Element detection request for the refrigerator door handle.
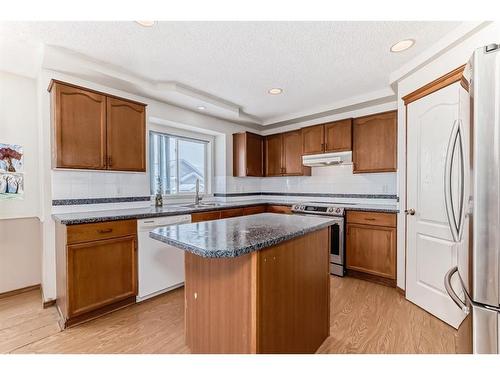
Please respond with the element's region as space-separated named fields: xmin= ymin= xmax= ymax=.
xmin=444 ymin=266 xmax=470 ymax=314
xmin=444 ymin=120 xmax=460 ymax=242
xmin=456 ymin=119 xmax=467 ymax=241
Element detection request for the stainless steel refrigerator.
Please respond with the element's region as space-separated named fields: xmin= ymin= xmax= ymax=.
xmin=444 ymin=43 xmax=500 ymax=354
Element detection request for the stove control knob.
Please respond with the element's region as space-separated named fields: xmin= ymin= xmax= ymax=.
xmin=327 ymin=207 xmax=334 ymax=213
xmin=335 ymin=208 xmax=341 ymax=214
xmin=301 ymin=205 xmax=305 ymax=210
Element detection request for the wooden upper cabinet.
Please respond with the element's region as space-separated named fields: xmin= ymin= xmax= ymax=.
xmin=282 ymin=130 xmax=309 ymax=176
xmin=233 ymin=132 xmax=264 ymax=177
xmin=49 ymin=80 xmax=147 ymax=172
xmin=352 ymin=111 xmax=397 ymax=173
xmin=302 ymin=125 xmax=324 ymax=155
xmin=265 ymin=133 xmax=283 ymax=177
xmin=106 ymin=97 xmax=146 ymax=171
xmin=51 ymin=82 xmax=107 ymax=169
xmin=264 ymin=131 xmax=310 ymax=177
xmin=324 ymin=119 xmax=352 ymax=152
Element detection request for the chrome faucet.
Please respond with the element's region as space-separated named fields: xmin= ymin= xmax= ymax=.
xmin=195 ymin=178 xmax=202 ymax=205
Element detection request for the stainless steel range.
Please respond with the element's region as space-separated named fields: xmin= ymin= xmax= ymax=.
xmin=291 ymin=202 xmax=345 ymax=277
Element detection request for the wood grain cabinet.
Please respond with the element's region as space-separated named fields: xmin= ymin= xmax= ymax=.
xmin=352 ymin=111 xmax=397 ymax=173
xmin=346 ymin=211 xmax=396 ymax=286
xmin=302 ymin=119 xmax=352 ymax=155
xmin=49 ymin=80 xmax=146 ymax=172
xmin=55 ymin=219 xmax=138 ymax=328
xmin=264 ymin=131 xmax=311 ymax=177
xmin=233 ymin=132 xmax=264 ymax=177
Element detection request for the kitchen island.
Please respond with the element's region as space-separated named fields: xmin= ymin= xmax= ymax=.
xmin=150 ymin=213 xmax=334 ymax=354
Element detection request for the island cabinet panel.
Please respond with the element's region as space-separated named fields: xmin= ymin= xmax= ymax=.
xmin=49 ymin=80 xmax=146 ymax=172
xmin=346 ymin=211 xmax=397 ymax=285
xmin=51 ymin=82 xmax=107 ymax=169
xmin=257 ymin=228 xmax=330 ymax=353
xmin=55 ymin=220 xmax=138 ymax=328
xmin=302 ymin=124 xmax=324 ymax=155
xmin=233 ymin=132 xmax=264 ymax=177
xmin=184 ymin=228 xmax=330 ymax=354
xmin=185 ymin=252 xmax=256 ymax=353
xmin=324 ymin=119 xmax=352 ymax=152
xmin=352 ymin=111 xmax=397 ymax=173
xmin=106 ymin=97 xmax=146 ymax=171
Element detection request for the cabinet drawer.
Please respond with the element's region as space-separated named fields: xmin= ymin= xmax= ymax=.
xmin=191 ymin=211 xmax=221 ymax=223
xmin=267 ymin=205 xmax=292 ymax=214
xmin=220 ymin=208 xmax=244 ymax=219
xmin=67 ymin=219 xmax=137 ymax=244
xmin=242 ymin=205 xmax=267 ymax=216
xmin=346 ymin=211 xmax=396 ymax=227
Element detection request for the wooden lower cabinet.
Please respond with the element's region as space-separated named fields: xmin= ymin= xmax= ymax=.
xmin=185 ymin=228 xmax=330 ymax=353
xmin=191 ymin=204 xmax=291 ymax=222
xmin=56 ymin=220 xmax=138 ymax=328
xmin=346 ymin=211 xmax=396 ymax=286
xmin=266 ymin=205 xmax=292 ymax=214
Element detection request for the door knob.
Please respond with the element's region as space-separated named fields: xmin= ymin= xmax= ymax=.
xmin=405 ymin=208 xmax=416 ymax=216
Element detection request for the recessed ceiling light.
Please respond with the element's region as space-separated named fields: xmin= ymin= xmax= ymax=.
xmin=135 ymin=21 xmax=156 ymax=27
xmin=197 ymin=106 xmax=206 ymax=110
xmin=390 ymin=39 xmax=415 ymax=53
xmin=268 ymin=88 xmax=283 ymax=95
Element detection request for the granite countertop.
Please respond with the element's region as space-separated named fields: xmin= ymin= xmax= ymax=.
xmin=149 ymin=212 xmax=336 ymax=258
xmin=52 ymin=199 xmax=399 ymax=225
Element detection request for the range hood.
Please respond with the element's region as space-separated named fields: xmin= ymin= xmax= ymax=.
xmin=302 ymin=151 xmax=352 ymax=167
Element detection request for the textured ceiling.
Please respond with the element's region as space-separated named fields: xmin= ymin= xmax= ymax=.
xmin=1 ymin=21 xmax=461 ymax=124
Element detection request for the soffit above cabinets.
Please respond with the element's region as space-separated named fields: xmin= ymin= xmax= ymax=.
xmin=1 ymin=21 xmax=465 ymax=127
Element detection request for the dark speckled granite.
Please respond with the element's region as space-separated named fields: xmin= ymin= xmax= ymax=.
xmin=149 ymin=213 xmax=336 ymax=258
xmin=52 ymin=199 xmax=399 ymax=225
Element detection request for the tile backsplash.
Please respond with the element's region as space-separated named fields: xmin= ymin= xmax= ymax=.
xmin=52 ymin=164 xmax=397 ymax=201
xmin=226 ymin=164 xmax=397 ymax=196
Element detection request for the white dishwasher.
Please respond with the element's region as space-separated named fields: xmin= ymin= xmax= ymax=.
xmin=137 ymin=215 xmax=191 ymax=302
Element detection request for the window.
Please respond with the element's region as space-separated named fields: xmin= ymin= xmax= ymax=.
xmin=150 ymin=131 xmax=209 ymax=195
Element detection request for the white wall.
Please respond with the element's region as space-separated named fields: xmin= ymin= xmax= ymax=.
xmin=0 ymin=218 xmax=41 ymax=293
xmin=0 ymin=71 xmax=40 ymax=219
xmin=0 ymin=71 xmax=42 ymax=293
xmin=395 ymin=22 xmax=500 ymax=290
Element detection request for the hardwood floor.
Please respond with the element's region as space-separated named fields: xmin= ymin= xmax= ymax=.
xmin=1 ymin=277 xmax=459 ymax=354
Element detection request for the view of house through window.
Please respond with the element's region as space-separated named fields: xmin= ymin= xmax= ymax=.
xmin=150 ymin=131 xmax=208 ymax=195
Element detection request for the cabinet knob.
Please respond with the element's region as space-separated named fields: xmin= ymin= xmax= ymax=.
xmin=108 ymin=156 xmax=113 ymax=167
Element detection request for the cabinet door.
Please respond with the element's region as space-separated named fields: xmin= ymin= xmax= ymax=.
xmin=282 ymin=130 xmax=304 ymax=175
xmin=265 ymin=134 xmax=283 ymax=176
xmin=325 ymin=119 xmax=352 ymax=152
xmin=52 ymin=83 xmax=107 ymax=169
xmin=67 ymin=235 xmax=137 ymax=318
xmin=346 ymin=223 xmax=396 ymax=279
xmin=246 ymin=132 xmax=264 ymax=177
xmin=352 ymin=111 xmax=397 ymax=173
xmin=302 ymin=125 xmax=324 ymax=155
xmin=106 ymin=97 xmax=146 ymax=171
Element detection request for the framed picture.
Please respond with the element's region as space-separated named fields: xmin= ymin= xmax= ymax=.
xmin=0 ymin=143 xmax=24 ymax=200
